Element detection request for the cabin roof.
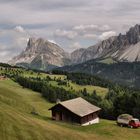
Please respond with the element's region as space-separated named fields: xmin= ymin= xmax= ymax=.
xmin=49 ymin=97 xmax=101 ymax=117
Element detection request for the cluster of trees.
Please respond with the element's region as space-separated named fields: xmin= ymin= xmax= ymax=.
xmin=14 ymin=76 xmax=77 ymax=103
xmin=100 ymin=89 xmax=140 ymax=119
xmin=57 ymin=80 xmax=67 ymax=86
xmin=0 ymin=63 xmax=12 ymax=68
xmin=15 ymin=76 xmax=43 ymax=92
xmin=51 ymin=69 xmax=68 ymax=75
xmin=42 ymin=85 xmax=77 ymax=103
xmin=0 ymin=62 xmax=23 ymax=69
xmin=66 ymin=72 xmax=112 ymax=88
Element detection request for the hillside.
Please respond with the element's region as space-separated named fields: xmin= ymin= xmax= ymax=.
xmin=0 ymin=66 xmax=108 ymax=97
xmin=57 ymin=61 xmax=140 ymax=89
xmin=1 ymin=79 xmax=140 ymax=140
xmin=1 ymin=64 xmax=140 ymax=118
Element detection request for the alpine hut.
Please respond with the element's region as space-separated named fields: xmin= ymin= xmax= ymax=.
xmin=49 ymin=97 xmax=101 ymax=126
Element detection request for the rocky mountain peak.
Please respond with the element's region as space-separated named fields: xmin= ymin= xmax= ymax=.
xmin=26 ymin=37 xmax=45 ymax=51
xmin=25 ymin=37 xmax=66 ymax=55
xmin=126 ymin=24 xmax=140 ymax=44
xmin=9 ymin=37 xmax=71 ymax=70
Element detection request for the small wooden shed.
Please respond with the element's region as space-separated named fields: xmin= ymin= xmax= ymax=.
xmin=49 ymin=97 xmax=101 ymax=126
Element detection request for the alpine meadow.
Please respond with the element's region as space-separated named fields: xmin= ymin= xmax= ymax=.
xmin=0 ymin=0 xmax=140 ymax=140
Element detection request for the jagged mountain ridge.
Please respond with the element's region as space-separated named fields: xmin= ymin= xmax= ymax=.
xmin=71 ymin=24 xmax=140 ymax=64
xmin=9 ymin=38 xmax=70 ymax=70
xmin=9 ymin=24 xmax=140 ymax=70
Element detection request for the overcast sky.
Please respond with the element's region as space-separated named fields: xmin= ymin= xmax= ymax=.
xmin=0 ymin=0 xmax=140 ymax=62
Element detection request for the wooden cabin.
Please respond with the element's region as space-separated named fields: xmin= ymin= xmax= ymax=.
xmin=49 ymin=97 xmax=101 ymax=126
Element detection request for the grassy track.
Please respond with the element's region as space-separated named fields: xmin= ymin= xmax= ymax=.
xmin=0 ymin=80 xmax=140 ymax=140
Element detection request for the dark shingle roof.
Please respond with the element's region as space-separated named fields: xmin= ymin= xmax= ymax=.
xmin=49 ymin=97 xmax=101 ymax=117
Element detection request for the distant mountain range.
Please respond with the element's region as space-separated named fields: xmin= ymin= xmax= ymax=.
xmin=9 ymin=24 xmax=140 ymax=71
xmin=71 ymin=24 xmax=140 ymax=64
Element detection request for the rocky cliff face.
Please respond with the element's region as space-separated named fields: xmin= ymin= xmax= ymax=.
xmin=9 ymin=38 xmax=70 ymax=70
xmin=71 ymin=24 xmax=140 ymax=63
xmin=71 ymin=48 xmax=86 ymax=64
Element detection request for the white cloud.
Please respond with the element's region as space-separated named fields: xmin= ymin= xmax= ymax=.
xmin=74 ymin=24 xmax=98 ymax=30
xmin=83 ymin=34 xmax=98 ymax=39
xmin=0 ymin=27 xmax=30 ymax=62
xmin=66 ymin=42 xmax=83 ymax=52
xmin=100 ymin=25 xmax=111 ymax=31
xmin=0 ymin=50 xmax=11 ymax=62
xmin=14 ymin=26 xmax=25 ymax=33
xmin=99 ymin=31 xmax=117 ymax=40
xmin=73 ymin=24 xmax=111 ymax=33
xmin=72 ymin=42 xmax=82 ymax=49
xmin=14 ymin=37 xmax=28 ymax=47
xmin=54 ymin=29 xmax=77 ymax=39
xmin=73 ymin=24 xmax=98 ymax=31
xmin=0 ymin=44 xmax=15 ymax=62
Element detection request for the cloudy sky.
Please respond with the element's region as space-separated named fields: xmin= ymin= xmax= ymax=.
xmin=0 ymin=0 xmax=140 ymax=62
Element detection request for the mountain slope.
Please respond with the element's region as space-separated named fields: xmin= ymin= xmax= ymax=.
xmin=9 ymin=38 xmax=70 ymax=70
xmin=117 ymin=42 xmax=140 ymax=62
xmin=57 ymin=60 xmax=140 ymax=89
xmin=0 ymin=80 xmax=95 ymax=140
xmin=71 ymin=24 xmax=140 ymax=63
xmin=71 ymin=48 xmax=86 ymax=64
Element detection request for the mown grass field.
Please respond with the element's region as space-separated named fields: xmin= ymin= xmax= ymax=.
xmin=0 ymin=79 xmax=140 ymax=140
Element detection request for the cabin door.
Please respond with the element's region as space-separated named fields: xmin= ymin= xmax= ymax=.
xmin=59 ymin=112 xmax=62 ymax=121
xmin=56 ymin=112 xmax=62 ymax=121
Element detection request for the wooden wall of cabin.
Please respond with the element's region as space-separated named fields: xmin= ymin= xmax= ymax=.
xmin=51 ymin=104 xmax=81 ymax=124
xmin=80 ymin=112 xmax=98 ymax=124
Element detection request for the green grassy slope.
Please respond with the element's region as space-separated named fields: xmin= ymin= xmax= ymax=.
xmin=27 ymin=72 xmax=108 ymax=97
xmin=49 ymin=80 xmax=108 ymax=97
xmin=0 ymin=67 xmax=108 ymax=97
xmin=0 ymin=79 xmax=140 ymax=140
xmin=24 ymin=70 xmax=108 ymax=97
xmin=97 ymin=57 xmax=117 ymax=64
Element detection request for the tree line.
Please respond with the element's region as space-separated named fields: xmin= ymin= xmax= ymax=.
xmin=14 ymin=76 xmax=78 ymax=103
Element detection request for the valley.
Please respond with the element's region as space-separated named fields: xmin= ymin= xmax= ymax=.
xmin=0 ymin=1 xmax=140 ymax=140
